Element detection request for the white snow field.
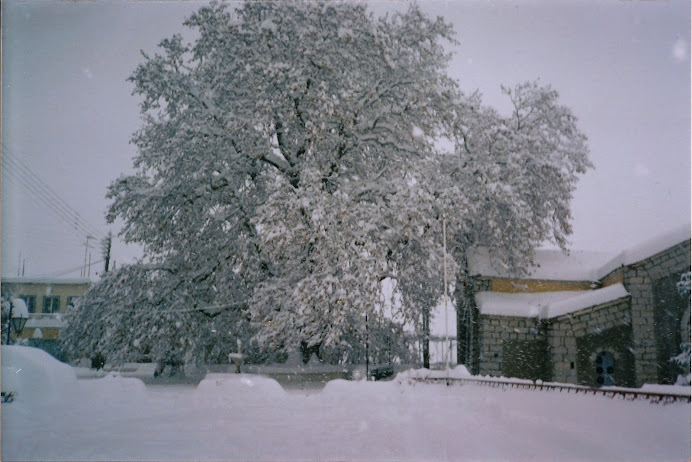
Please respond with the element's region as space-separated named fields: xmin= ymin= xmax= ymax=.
xmin=2 ymin=346 xmax=690 ymax=461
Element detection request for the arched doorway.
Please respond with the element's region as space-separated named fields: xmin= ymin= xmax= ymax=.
xmin=596 ymin=351 xmax=615 ymax=386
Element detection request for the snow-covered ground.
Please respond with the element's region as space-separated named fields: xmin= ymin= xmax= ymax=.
xmin=2 ymin=346 xmax=690 ymax=461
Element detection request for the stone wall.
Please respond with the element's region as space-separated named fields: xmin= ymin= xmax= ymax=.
xmin=464 ymin=239 xmax=690 ymax=386
xmin=621 ymin=239 xmax=690 ymax=385
xmin=478 ymin=315 xmax=549 ymax=380
xmin=550 ymin=297 xmax=632 ymax=386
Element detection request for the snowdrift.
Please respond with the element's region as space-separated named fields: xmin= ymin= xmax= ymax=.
xmin=1 ymin=345 xmax=78 ymax=404
xmin=194 ymin=373 xmax=286 ymax=406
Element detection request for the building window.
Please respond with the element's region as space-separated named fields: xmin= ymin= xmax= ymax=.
xmin=66 ymin=296 xmax=79 ymax=308
xmin=595 ymin=351 xmax=615 ymax=387
xmin=19 ymin=295 xmax=36 ymax=313
xmin=42 ymin=296 xmax=60 ymax=314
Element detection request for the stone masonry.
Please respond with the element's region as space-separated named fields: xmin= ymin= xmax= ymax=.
xmin=550 ymin=297 xmax=631 ymax=386
xmin=618 ymin=240 xmax=690 ymax=385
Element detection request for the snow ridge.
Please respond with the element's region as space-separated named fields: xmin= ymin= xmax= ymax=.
xmin=476 ymin=283 xmax=630 ymax=319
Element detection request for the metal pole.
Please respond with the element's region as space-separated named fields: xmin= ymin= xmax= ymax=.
xmin=443 ymin=216 xmax=449 ymax=372
xmin=365 ymin=313 xmax=369 ymax=380
xmin=6 ymin=301 xmax=13 ymax=345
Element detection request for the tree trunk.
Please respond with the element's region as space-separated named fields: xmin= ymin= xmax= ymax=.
xmin=422 ymin=306 xmax=430 ymax=368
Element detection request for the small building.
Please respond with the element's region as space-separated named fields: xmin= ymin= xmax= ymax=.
xmin=457 ymin=225 xmax=691 ymax=387
xmin=1 ymin=277 xmax=91 ymax=358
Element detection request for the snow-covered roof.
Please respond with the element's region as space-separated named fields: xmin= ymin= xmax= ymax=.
xmin=468 ymin=248 xmax=615 ymax=282
xmin=475 ymin=283 xmax=630 ymax=319
xmin=595 ymin=224 xmax=691 ymax=279
xmin=468 ymin=224 xmax=691 ymax=282
xmin=1 ymin=277 xmax=91 ymax=285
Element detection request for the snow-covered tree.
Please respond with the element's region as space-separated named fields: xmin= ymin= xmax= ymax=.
xmin=62 ymin=1 xmax=591 ymax=367
xmin=451 ymin=83 xmax=592 ymax=368
xmin=61 ymin=263 xmax=265 ymax=367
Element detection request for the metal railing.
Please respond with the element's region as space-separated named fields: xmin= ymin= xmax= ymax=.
xmin=411 ymin=376 xmax=691 ymax=404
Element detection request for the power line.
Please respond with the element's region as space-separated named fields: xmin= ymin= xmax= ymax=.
xmin=2 ymin=145 xmax=105 ymax=240
xmin=2 ymin=144 xmax=105 ymax=237
xmin=1 ymin=170 xmax=89 ymax=247
xmin=1 ymin=168 xmax=93 ymax=247
xmin=2 ymin=158 xmax=103 ymax=240
xmin=25 ymin=258 xmax=106 ymax=280
xmin=2 ymin=149 xmax=105 ymax=240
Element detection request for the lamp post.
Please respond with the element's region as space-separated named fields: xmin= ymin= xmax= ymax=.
xmin=5 ymin=298 xmax=29 ymax=345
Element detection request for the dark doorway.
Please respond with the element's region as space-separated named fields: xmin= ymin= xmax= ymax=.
xmin=596 ymin=351 xmax=615 ymax=387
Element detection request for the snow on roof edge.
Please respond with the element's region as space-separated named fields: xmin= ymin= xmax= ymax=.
xmin=468 ymin=224 xmax=690 ymax=283
xmin=593 ymin=223 xmax=691 ymax=280
xmin=546 ymin=283 xmax=629 ymax=319
xmin=1 ymin=277 xmax=92 ymax=285
xmin=476 ymin=283 xmax=630 ymax=319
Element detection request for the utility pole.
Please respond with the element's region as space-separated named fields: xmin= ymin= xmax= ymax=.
xmin=443 ymin=215 xmax=450 ymax=372
xmin=82 ymin=235 xmax=93 ymax=278
xmin=101 ymin=232 xmax=112 ymax=273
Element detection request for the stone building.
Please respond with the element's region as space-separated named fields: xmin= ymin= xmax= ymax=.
xmin=457 ymin=225 xmax=691 ymax=387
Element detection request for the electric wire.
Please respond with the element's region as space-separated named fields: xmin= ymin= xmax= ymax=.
xmin=2 ymin=159 xmax=104 ymax=242
xmin=19 ymin=258 xmax=107 ymax=281
xmin=1 ymin=171 xmax=88 ymax=248
xmin=2 ymin=144 xmax=104 ymax=238
xmin=2 ymin=146 xmax=105 ymax=240
xmin=2 ymin=152 xmax=105 ymax=241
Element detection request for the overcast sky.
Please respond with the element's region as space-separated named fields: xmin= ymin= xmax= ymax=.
xmin=2 ymin=0 xmax=690 ymax=279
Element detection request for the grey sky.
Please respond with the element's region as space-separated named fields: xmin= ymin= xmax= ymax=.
xmin=2 ymin=0 xmax=690 ymax=279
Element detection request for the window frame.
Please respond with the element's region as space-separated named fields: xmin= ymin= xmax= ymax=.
xmin=42 ymin=296 xmax=60 ymax=314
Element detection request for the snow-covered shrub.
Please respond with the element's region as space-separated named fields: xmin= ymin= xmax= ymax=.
xmin=673 ymin=271 xmax=691 ymax=385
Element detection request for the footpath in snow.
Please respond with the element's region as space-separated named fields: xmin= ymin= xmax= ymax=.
xmin=2 ymin=346 xmax=690 ymax=461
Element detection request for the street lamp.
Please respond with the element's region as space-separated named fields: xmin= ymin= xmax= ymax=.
xmin=5 ymin=298 xmax=29 ymax=345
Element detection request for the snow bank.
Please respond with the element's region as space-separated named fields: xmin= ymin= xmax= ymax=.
xmin=475 ymin=284 xmax=629 ymax=318
xmin=395 ymin=365 xmax=471 ymax=382
xmin=1 ymin=345 xmax=78 ymax=404
xmin=640 ymin=383 xmax=692 ymax=396
xmin=2 ymin=368 xmax=689 ymax=461
xmin=193 ymin=373 xmax=286 ymax=406
xmin=78 ymin=372 xmax=148 ymax=402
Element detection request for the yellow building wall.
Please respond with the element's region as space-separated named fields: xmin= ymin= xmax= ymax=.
xmin=490 ymin=278 xmax=594 ymax=293
xmin=3 ymin=281 xmax=90 ymax=314
xmin=22 ymin=327 xmax=61 ymax=340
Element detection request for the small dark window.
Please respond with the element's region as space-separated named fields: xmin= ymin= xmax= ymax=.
xmin=42 ymin=296 xmax=60 ymax=314
xmin=19 ymin=295 xmax=36 ymax=313
xmin=494 ymin=353 xmax=498 ymax=358
xmin=66 ymin=296 xmax=79 ymax=308
xmin=570 ymin=362 xmax=575 ymax=370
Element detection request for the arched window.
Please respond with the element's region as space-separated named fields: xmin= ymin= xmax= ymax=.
xmin=595 ymin=351 xmax=615 ymax=386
